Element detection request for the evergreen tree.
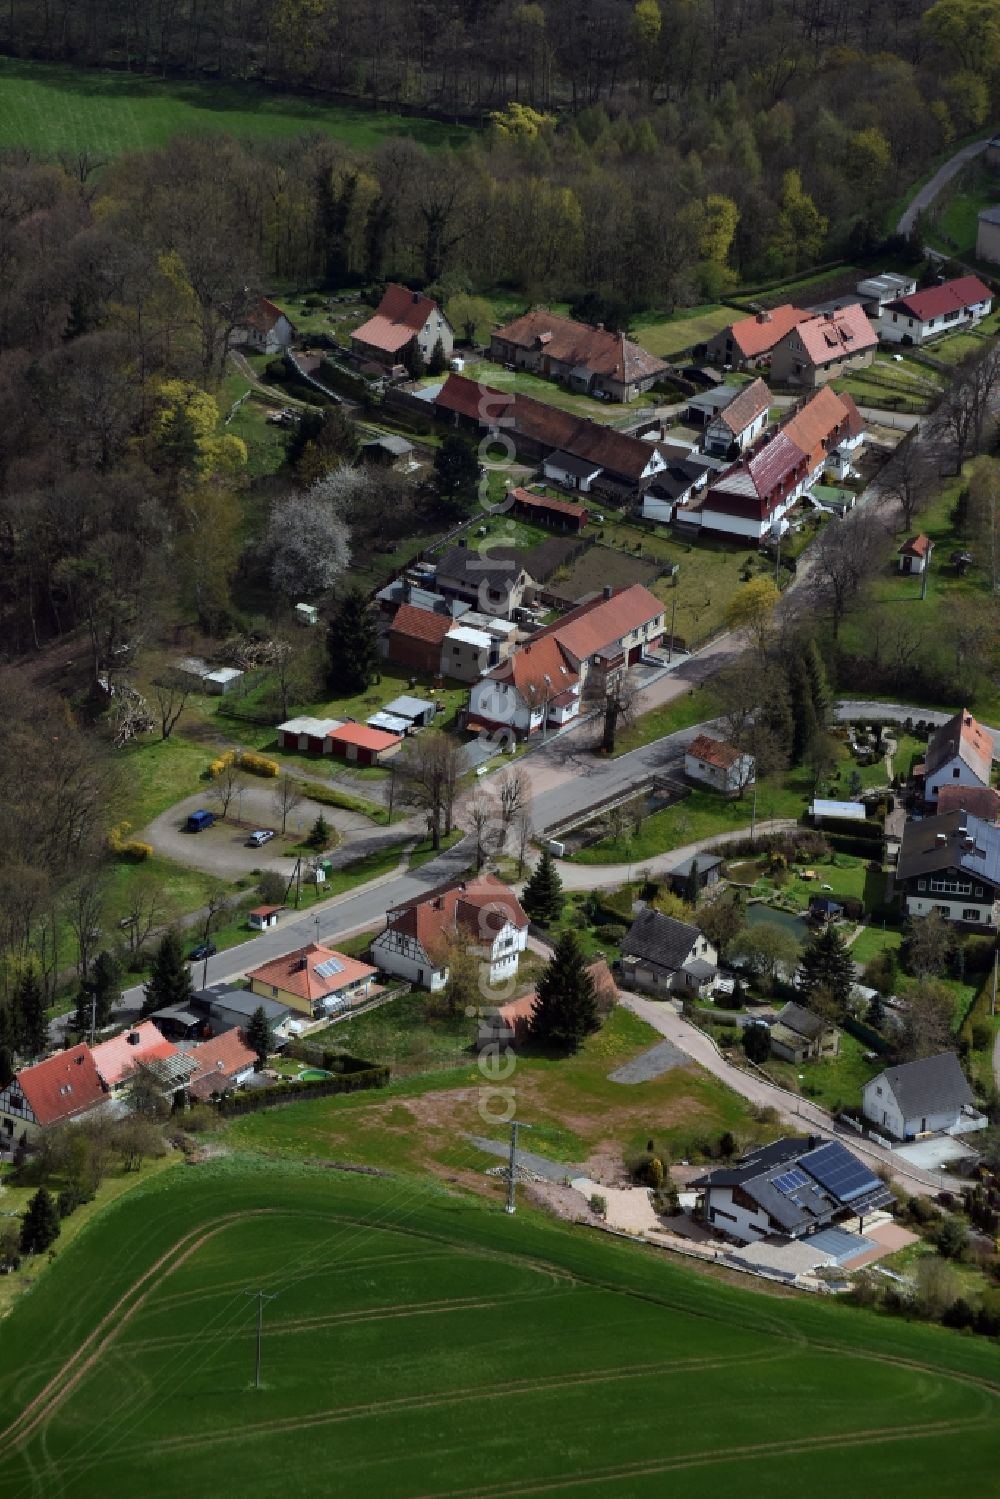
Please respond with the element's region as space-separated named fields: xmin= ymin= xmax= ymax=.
xmin=20 ymin=1186 xmax=61 ymax=1255
xmin=521 ymin=849 xmax=564 ymax=926
xmin=788 ymin=655 xmax=817 ymax=763
xmin=403 ymin=335 xmax=425 ymax=379
xmin=742 ymin=1023 xmax=771 ymax=1063
xmin=433 ymin=434 xmax=480 ymax=515
xmin=14 ymin=968 xmax=46 ymax=1059
xmin=327 ymin=587 xmax=379 ymax=696
xmin=0 ymin=1045 xmax=13 ymax=1089
xmin=530 ymin=930 xmax=599 ymax=1053
xmin=428 ymin=336 xmax=448 ymax=375
xmin=142 ymin=931 xmax=193 ymax=1017
xmin=803 ymin=639 xmax=831 ymax=723
xmin=307 ymin=814 xmax=332 ymax=850
xmin=684 ymin=859 xmax=700 ymax=908
xmin=799 ymin=925 xmax=855 ymax=1009
xmin=246 ymin=1007 xmax=272 ymax=1072
xmin=90 ymin=950 xmax=121 ymax=1028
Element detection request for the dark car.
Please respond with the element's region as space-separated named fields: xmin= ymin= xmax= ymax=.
xmin=188 ymin=943 xmax=217 ymax=962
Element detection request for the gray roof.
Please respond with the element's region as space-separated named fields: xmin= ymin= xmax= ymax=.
xmin=979 ymin=206 xmax=1000 ymax=227
xmin=149 ymin=1004 xmax=203 ymax=1029
xmin=436 ymin=544 xmax=531 ymax=590
xmin=896 ymin=809 xmax=1000 ymax=888
xmin=376 ymin=579 xmax=451 ymax=615
xmin=546 ymin=449 xmax=603 ymax=478
xmin=872 ymin=1051 xmax=973 ymax=1119
xmin=682 ymin=957 xmax=718 ymax=981
xmin=383 ymin=694 xmax=435 ymax=719
xmin=194 ymin=985 xmax=290 ymax=1024
xmin=622 ymin=907 xmax=703 ymax=972
xmin=364 ymin=433 xmax=414 ymax=456
xmin=692 ymin=1135 xmax=892 ymax=1237
xmin=775 ymin=1003 xmax=826 ymax=1042
xmin=669 ymin=853 xmax=723 ymax=879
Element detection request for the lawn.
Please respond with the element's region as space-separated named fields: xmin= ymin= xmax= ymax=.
xmin=631 ymin=303 xmax=735 ymax=358
xmin=0 ymin=58 xmax=470 ymax=156
xmin=421 ymin=359 xmax=638 ymax=419
xmin=0 ymin=1156 xmax=997 ymax=1499
xmin=570 ymin=773 xmax=811 ymax=865
xmin=928 ymin=156 xmax=1000 ymax=260
xmin=763 ymin=1031 xmax=881 ymax=1114
xmin=614 ymin=681 xmax=722 ymax=755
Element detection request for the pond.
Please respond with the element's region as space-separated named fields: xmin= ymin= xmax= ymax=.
xmin=744 ymin=902 xmax=810 ymax=942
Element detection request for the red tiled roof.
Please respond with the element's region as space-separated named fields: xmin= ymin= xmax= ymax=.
xmin=888 ymin=276 xmax=992 ymax=324
xmin=389 ymin=603 xmax=453 ymax=646
xmin=91 ymin=1022 xmax=179 ymax=1089
xmin=787 ymin=304 xmax=878 ymax=368
xmin=327 ymin=722 xmax=402 ymax=752
xmin=16 ymin=1044 xmax=106 ymax=1127
xmin=351 ymin=284 xmax=445 ymax=355
xmin=687 ymin=733 xmax=743 ymax=770
xmin=492 ymin=310 xmax=666 ymax=383
xmin=186 ymin=1029 xmax=258 ymax=1099
xmin=714 ymin=377 xmax=771 ymax=435
xmin=386 ymin=873 xmax=528 ymax=954
xmin=247 ymin=942 xmax=377 ymax=1002
xmin=511 ymin=487 xmax=588 ymax=523
xmin=898 ymin=534 xmax=932 ymax=558
xmin=486 ymin=633 xmax=578 ymax=704
xmin=779 ymin=386 xmax=863 ymax=473
xmin=513 ymin=957 xmax=617 ymax=1030
xmin=708 ymin=431 xmax=808 ymax=519
xmin=249 ymin=905 xmax=283 ymax=917
xmin=925 ymin=709 xmax=994 ymax=785
xmin=934 ymin=785 xmax=1000 ymax=821
xmin=726 ymin=305 xmax=810 ymax=360
xmin=533 ymin=583 xmax=664 ymax=663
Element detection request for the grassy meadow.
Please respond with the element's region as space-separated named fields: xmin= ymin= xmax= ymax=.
xmin=0 ymin=1156 xmax=996 ymax=1498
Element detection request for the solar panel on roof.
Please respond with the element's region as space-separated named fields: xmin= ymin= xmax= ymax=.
xmin=800 ymin=1141 xmax=880 ymax=1204
xmin=774 ymin=1167 xmax=810 ymax=1195
xmin=314 ymin=956 xmax=344 ymax=979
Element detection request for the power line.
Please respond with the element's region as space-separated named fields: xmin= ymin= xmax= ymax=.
xmin=244 ymin=1290 xmax=278 ymax=1389
xmin=505 ymin=1120 xmax=532 ymax=1215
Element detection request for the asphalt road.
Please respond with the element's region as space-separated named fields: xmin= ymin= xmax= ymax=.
xmin=897 ymin=137 xmax=990 ymax=238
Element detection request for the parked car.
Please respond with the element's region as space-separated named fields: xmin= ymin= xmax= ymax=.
xmin=188 ymin=943 xmax=217 ymax=962
xmin=186 ymin=809 xmax=215 ymax=833
xmin=247 ymin=829 xmax=275 ymax=847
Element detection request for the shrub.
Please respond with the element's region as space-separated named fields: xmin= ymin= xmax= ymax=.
xmin=597 ymin=923 xmax=627 ymax=944
xmin=107 ymin=820 xmax=152 ymax=861
xmin=216 ymin=1066 xmax=389 ymax=1114
xmin=241 ymin=751 xmax=279 ymax=778
xmin=56 ymin=1182 xmax=93 ymax=1219
xmin=972 ymin=1021 xmax=993 ymax=1052
xmin=589 ymin=1193 xmax=607 ymax=1218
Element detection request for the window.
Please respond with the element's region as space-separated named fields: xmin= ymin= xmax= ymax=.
xmin=929 ymin=875 xmax=971 ymax=894
xmin=953 ymin=767 xmax=960 ymax=778
xmin=271 ymin=986 xmax=278 ymax=997
xmin=963 ymin=909 xmax=979 ymax=921
xmin=918 ymin=878 xmax=927 ymax=891
xmin=976 ymin=886 xmax=984 ymax=897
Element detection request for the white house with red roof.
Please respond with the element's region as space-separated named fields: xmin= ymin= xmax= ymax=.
xmin=351 ymin=284 xmax=453 ymax=370
xmin=373 ymin=874 xmax=529 ymax=991
xmin=229 ymin=296 xmax=296 ymax=355
xmin=0 ymin=1044 xmax=107 ymax=1147
xmin=922 ymin=709 xmax=995 ymax=805
xmin=878 ymin=276 xmax=992 ymax=345
xmin=246 ymin=941 xmax=378 ymax=1019
xmin=684 ymin=734 xmax=755 ymax=795
xmin=466 ymin=584 xmax=664 ymax=738
xmin=698 ymin=431 xmax=810 ymax=543
xmin=770 ymin=304 xmax=878 ymax=388
xmin=898 ymin=534 xmax=933 ymax=575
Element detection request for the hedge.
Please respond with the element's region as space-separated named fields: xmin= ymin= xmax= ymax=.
xmin=842 ymin=1016 xmax=890 ymax=1054
xmin=217 ymin=1066 xmax=390 ymax=1115
xmin=208 ymin=749 xmax=279 ymax=779
xmin=815 ymin=815 xmax=883 ymax=842
xmin=107 ymin=820 xmax=152 ymax=861
xmin=824 ymin=833 xmax=884 ymax=859
xmin=284 ymin=1041 xmax=377 ymax=1073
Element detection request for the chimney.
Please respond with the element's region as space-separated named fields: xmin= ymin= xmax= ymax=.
xmin=596 ymin=322 xmax=604 ymax=331
xmin=935 ymin=832 xmax=947 ymax=844
xmin=756 ymin=310 xmax=771 ymax=324
xmin=127 ymin=1031 xmax=140 ymax=1046
xmin=412 ymin=291 xmax=420 ymax=303
xmin=603 ymin=584 xmax=613 ymax=600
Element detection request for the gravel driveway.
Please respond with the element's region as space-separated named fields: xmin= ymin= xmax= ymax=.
xmin=608 ymin=1039 xmax=690 ymax=1084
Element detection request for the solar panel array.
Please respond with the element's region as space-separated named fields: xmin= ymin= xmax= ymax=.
xmin=773 ymin=1167 xmax=810 ymax=1195
xmin=800 ymin=1141 xmax=880 ymax=1204
xmin=314 ymin=956 xmax=344 ymax=979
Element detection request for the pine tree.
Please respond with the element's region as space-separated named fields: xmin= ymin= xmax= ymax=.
xmin=403 ymin=335 xmax=425 ymax=379
xmin=20 ymin=1186 xmax=61 ymax=1255
xmin=90 ymin=951 xmax=121 ymax=1028
xmin=799 ymin=925 xmax=855 ymax=1009
xmin=803 ymin=639 xmax=831 ymax=723
xmin=246 ymin=1007 xmax=272 ymax=1072
xmin=327 ymin=588 xmax=379 ymax=696
xmin=142 ymin=931 xmax=193 ymax=1017
xmin=530 ymin=930 xmax=599 ymax=1053
xmin=788 ymin=655 xmax=817 ymax=764
xmin=0 ymin=1045 xmax=13 ymax=1089
xmin=433 ymin=434 xmax=480 ymax=515
xmin=307 ymin=814 xmax=332 ymax=850
xmin=684 ymin=859 xmax=700 ymax=908
xmin=428 ymin=335 xmax=448 ymax=375
xmin=521 ymin=849 xmax=564 ymax=926
xmin=14 ymin=968 xmax=46 ymax=1059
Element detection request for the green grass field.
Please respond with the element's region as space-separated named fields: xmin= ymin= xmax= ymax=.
xmin=0 ymin=1156 xmax=997 ymax=1498
xmin=0 ymin=58 xmax=469 ymax=156
xmin=632 ymin=303 xmax=735 ymax=357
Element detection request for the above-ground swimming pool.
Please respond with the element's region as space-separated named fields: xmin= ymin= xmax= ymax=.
xmin=299 ymin=1068 xmax=333 ymax=1081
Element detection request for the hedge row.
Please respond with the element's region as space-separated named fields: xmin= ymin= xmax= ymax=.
xmin=217 ymin=1067 xmax=390 ymax=1115
xmin=208 ymin=749 xmax=279 ymax=779
xmin=107 ymin=819 xmax=153 ymax=861
xmin=815 ymin=815 xmax=883 ymax=842
xmin=824 ymin=833 xmax=884 ymax=859
xmin=284 ymin=1040 xmax=377 ymax=1073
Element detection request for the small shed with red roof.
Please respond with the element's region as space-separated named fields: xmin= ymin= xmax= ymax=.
xmin=511 ymin=487 xmax=589 ymax=533
xmin=248 ymin=905 xmax=282 ymax=931
xmin=326 ymin=721 xmax=403 ymax=766
xmin=898 ymin=534 xmax=933 ymax=575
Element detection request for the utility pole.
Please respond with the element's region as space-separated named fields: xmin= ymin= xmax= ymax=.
xmin=505 ymin=1120 xmax=532 ymax=1214
xmin=89 ymin=991 xmax=96 ymax=1047
xmin=920 ymin=542 xmax=932 ymax=601
xmin=750 ymin=774 xmax=758 ymax=847
xmin=245 ymin=1290 xmax=278 ymax=1390
xmin=667 ymin=588 xmax=678 ymax=665
xmin=992 ymin=946 xmax=997 ymax=1018
xmin=774 ymin=528 xmax=782 ymax=585
xmin=387 ymin=763 xmax=396 ymax=826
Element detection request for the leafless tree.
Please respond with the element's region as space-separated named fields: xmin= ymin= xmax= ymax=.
xmin=466 ymin=793 xmax=501 ymax=872
xmin=120 ymin=871 xmax=164 ymax=957
xmin=198 ymin=881 xmax=233 ymax=947
xmin=935 ymin=343 xmax=1000 ymax=472
xmin=514 ymin=810 xmax=534 ymax=878
xmin=108 ymin=686 xmax=155 ymax=747
xmin=882 ymin=436 xmax=932 ymax=533
xmin=65 ymin=870 xmax=108 ymax=980
xmin=395 ymin=732 xmax=464 ymax=849
xmin=151 ymin=670 xmax=194 ymax=741
xmin=272 ymin=774 xmax=304 ymax=835
xmin=208 ymin=758 xmax=246 ymax=819
xmin=811 ymin=507 xmax=885 ymax=637
xmin=898 ymin=978 xmax=953 ymax=1061
xmin=495 ymin=768 xmax=529 ymax=847
xmin=591 ymin=671 xmax=640 ymax=754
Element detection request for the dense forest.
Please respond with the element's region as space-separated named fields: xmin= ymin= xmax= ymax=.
xmin=2 ymin=0 xmax=1000 ymax=295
